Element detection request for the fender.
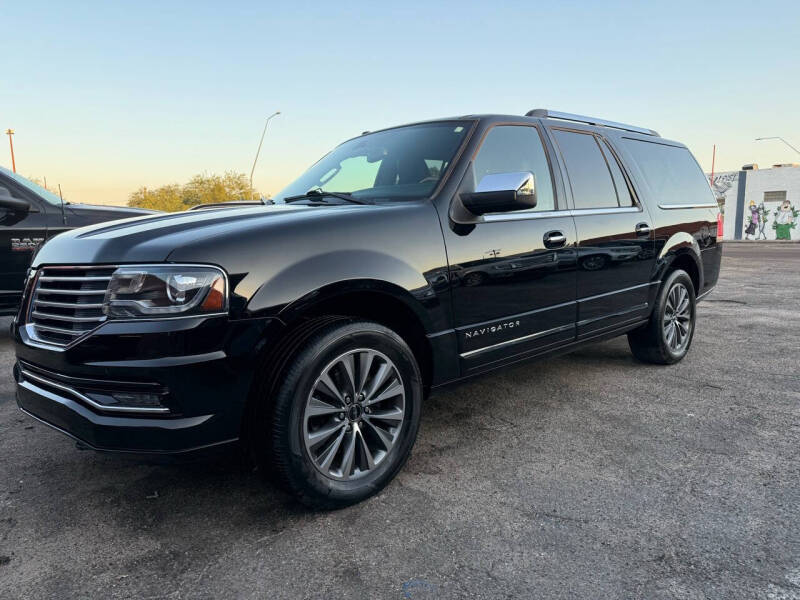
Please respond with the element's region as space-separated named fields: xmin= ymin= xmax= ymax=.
xmin=654 ymin=231 xmax=704 ymax=291
xmin=277 ymin=277 xmax=438 ymax=333
xmin=243 ymin=249 xmax=446 ymax=333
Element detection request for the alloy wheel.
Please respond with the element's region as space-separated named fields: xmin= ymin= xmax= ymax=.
xmin=663 ymin=282 xmax=692 ymax=353
xmin=302 ymin=349 xmax=406 ymax=481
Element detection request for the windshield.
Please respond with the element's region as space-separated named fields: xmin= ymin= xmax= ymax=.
xmin=274 ymin=121 xmax=473 ymax=203
xmin=0 ymin=166 xmax=65 ymax=206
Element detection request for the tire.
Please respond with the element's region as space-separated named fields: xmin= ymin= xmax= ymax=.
xmin=580 ymin=254 xmax=607 ymax=271
xmin=265 ymin=319 xmax=423 ymax=509
xmin=628 ymin=269 xmax=696 ymax=365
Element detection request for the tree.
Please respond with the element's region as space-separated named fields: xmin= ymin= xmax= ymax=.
xmin=127 ymin=171 xmax=260 ymax=212
xmin=128 ymin=184 xmax=185 ymax=212
xmin=181 ymin=172 xmax=254 ymax=207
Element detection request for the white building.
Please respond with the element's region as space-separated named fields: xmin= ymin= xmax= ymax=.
xmin=709 ymin=164 xmax=800 ymax=240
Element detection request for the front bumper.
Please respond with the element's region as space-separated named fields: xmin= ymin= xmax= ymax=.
xmin=13 ymin=315 xmax=281 ymax=453
xmin=16 ymin=371 xmax=230 ymax=454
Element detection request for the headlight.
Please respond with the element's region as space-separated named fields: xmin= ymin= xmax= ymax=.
xmin=103 ymin=265 xmax=227 ymax=318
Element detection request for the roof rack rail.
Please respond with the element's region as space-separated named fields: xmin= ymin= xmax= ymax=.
xmin=525 ymin=109 xmax=659 ymax=137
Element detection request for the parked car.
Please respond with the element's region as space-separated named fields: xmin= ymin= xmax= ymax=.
xmin=0 ymin=166 xmax=157 ymax=315
xmin=13 ymin=110 xmax=722 ymax=508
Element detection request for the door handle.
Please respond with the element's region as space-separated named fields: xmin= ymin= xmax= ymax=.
xmin=544 ymin=230 xmax=567 ymax=248
xmin=635 ymin=223 xmax=651 ymax=237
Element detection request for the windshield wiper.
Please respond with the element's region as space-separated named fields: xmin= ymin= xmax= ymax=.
xmin=284 ymin=189 xmax=371 ymax=205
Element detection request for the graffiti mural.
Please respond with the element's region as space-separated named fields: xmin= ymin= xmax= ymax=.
xmin=744 ymin=201 xmax=758 ymax=239
xmin=773 ymin=200 xmax=798 ymax=240
xmin=757 ymin=203 xmax=769 ymax=239
xmin=708 ymin=169 xmax=799 ymax=240
xmin=709 ymin=172 xmax=739 ymax=239
xmin=744 ymin=201 xmax=770 ymax=240
xmin=710 ymin=172 xmax=739 ymax=212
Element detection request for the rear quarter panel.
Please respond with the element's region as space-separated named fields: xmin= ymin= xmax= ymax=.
xmin=606 ymin=131 xmax=722 ymax=297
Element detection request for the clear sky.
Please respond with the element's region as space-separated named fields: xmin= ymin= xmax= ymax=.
xmin=1 ymin=0 xmax=798 ymax=205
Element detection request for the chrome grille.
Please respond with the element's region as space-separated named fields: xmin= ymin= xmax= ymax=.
xmin=27 ymin=266 xmax=116 ymax=347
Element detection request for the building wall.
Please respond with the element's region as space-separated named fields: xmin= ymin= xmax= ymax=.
xmin=710 ymin=171 xmax=740 ymax=239
xmin=709 ymin=166 xmax=800 ymax=240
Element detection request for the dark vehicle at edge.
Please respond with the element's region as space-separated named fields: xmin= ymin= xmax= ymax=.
xmin=0 ymin=166 xmax=157 ymax=315
xmin=12 ymin=109 xmax=722 ymax=508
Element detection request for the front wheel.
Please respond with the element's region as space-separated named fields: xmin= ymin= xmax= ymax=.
xmin=628 ymin=269 xmax=696 ymax=365
xmin=265 ymin=320 xmax=422 ymax=509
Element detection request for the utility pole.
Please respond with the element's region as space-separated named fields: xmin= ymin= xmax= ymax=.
xmin=710 ymin=144 xmax=716 ymax=186
xmin=5 ymin=129 xmax=16 ymax=172
xmin=250 ymin=111 xmax=280 ymax=199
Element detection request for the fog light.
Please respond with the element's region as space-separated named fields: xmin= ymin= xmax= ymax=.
xmin=83 ymin=391 xmax=167 ymax=411
xmin=110 ymin=392 xmax=164 ymax=408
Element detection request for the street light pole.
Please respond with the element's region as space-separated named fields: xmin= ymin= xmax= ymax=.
xmin=249 ymin=111 xmax=280 ymax=199
xmin=755 ymin=136 xmax=800 ymax=157
xmin=5 ymin=129 xmax=16 ymax=172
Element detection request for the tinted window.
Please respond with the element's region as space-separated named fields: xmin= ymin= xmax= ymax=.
xmin=600 ymin=139 xmax=634 ymax=206
xmin=552 ymin=129 xmax=620 ymax=209
xmin=622 ymin=139 xmax=715 ymax=206
xmin=0 ymin=166 xmax=62 ymax=206
xmin=317 ymin=156 xmax=381 ymax=193
xmin=274 ymin=122 xmax=471 ymax=203
xmin=472 ymin=126 xmax=555 ymax=211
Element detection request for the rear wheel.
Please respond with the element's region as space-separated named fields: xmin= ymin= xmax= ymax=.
xmin=264 ymin=320 xmax=422 ymax=509
xmin=628 ymin=269 xmax=696 ymax=365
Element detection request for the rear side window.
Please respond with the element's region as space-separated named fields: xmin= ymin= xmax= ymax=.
xmin=621 ymin=139 xmax=715 ymax=207
xmin=600 ymin=139 xmax=634 ymax=207
xmin=552 ymin=129 xmax=627 ymax=209
xmin=472 ymin=125 xmax=556 ymax=212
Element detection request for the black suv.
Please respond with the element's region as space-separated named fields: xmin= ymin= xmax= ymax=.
xmin=0 ymin=166 xmax=155 ymax=315
xmin=13 ymin=110 xmax=722 ymax=508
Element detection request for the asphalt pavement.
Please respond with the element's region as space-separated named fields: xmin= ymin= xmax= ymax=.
xmin=1 ymin=243 xmax=798 ymax=599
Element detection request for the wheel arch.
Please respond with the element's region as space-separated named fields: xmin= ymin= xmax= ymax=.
xmin=277 ymin=279 xmax=435 ymax=392
xmin=240 ymin=280 xmax=437 ymax=464
xmin=656 ymin=232 xmax=703 ymax=295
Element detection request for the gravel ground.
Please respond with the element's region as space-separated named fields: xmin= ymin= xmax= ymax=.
xmin=0 ymin=243 xmax=798 ymax=599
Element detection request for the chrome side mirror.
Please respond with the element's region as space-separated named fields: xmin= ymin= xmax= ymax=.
xmin=460 ymin=172 xmax=536 ymax=215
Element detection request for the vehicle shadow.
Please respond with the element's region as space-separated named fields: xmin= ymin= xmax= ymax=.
xmin=13 ymin=337 xmax=635 ymax=529
xmin=0 ymin=316 xmax=13 ymax=341
xmin=0 ymin=318 xmax=17 ymax=398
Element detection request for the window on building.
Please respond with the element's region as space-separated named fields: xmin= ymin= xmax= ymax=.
xmin=764 ymin=190 xmax=787 ymax=203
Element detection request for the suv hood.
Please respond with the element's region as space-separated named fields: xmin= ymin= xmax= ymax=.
xmin=32 ymin=204 xmax=362 ymax=266
xmin=65 ymin=203 xmax=160 ymax=226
